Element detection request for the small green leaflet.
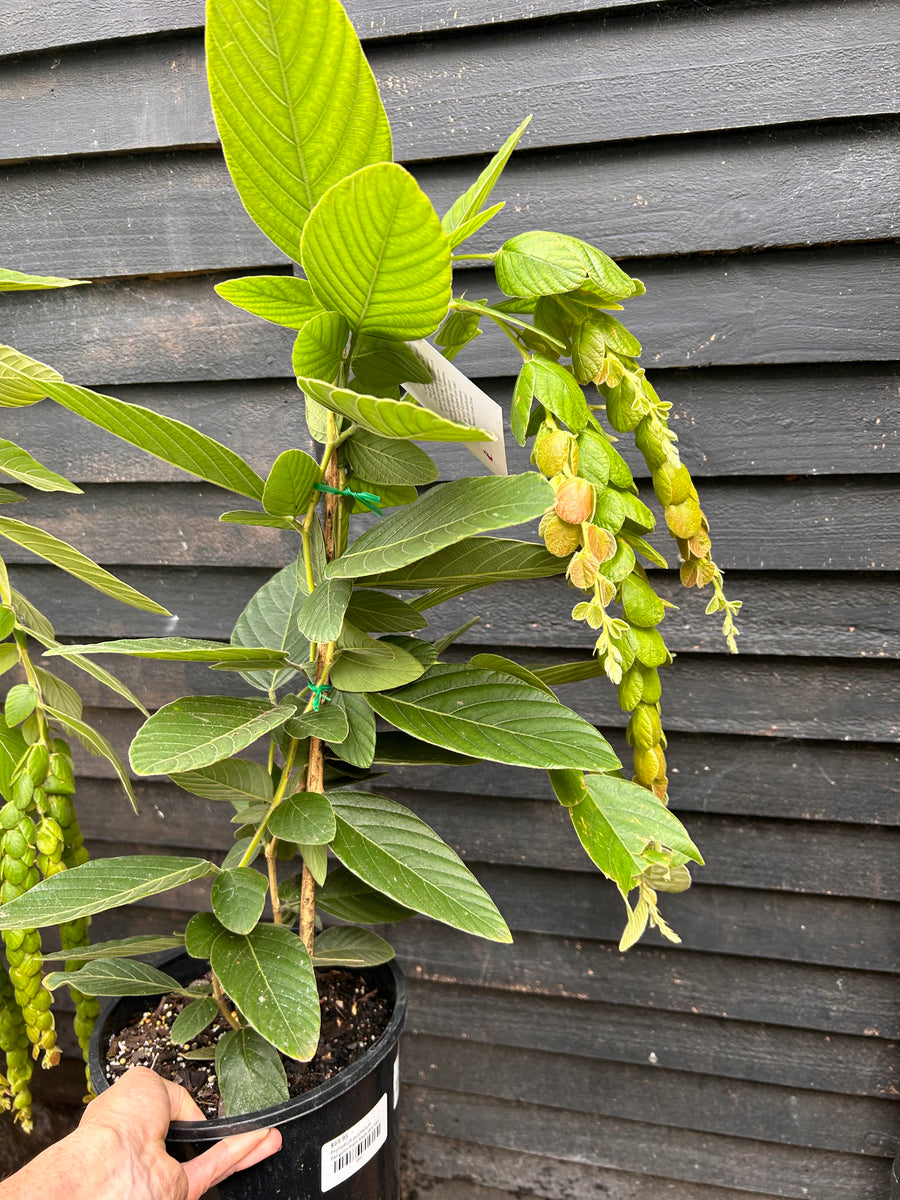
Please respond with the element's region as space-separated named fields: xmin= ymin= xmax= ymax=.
xmin=326 ymin=475 xmax=554 ymax=580
xmin=0 ymin=439 xmax=80 ymax=493
xmin=330 ymin=624 xmax=426 ymax=692
xmin=442 ymin=116 xmax=532 ymax=237
xmin=267 ymin=792 xmax=336 ymax=845
xmin=129 ymin=697 xmax=295 ymax=776
xmin=291 ymin=311 xmax=350 ymax=382
xmin=0 ymin=856 xmax=218 ymax=930
xmin=211 ymin=867 xmax=269 ymax=935
xmin=330 ymin=692 xmax=376 ymax=768
xmin=43 ymin=958 xmax=185 ymax=997
xmin=5 ymin=683 xmax=36 ymax=726
xmin=262 ymin=449 xmax=321 ymax=518
xmin=296 ymin=577 xmax=352 ymax=643
xmin=170 ymin=758 xmax=274 ymax=804
xmin=214 ymin=276 xmax=323 ymax=329
xmin=216 ymin=1028 xmax=290 ymax=1118
xmin=0 ymin=718 xmax=29 ymax=801
xmin=344 ymin=428 xmax=438 ymax=487
xmin=0 ymin=346 xmax=62 ymax=408
xmin=297 ymin=377 xmax=490 ymax=443
xmin=312 ymin=925 xmax=394 ymax=967
xmin=495 ymin=231 xmax=641 ymax=301
xmin=345 ymin=591 xmax=427 ymax=634
xmin=330 ymin=791 xmax=510 ymax=942
xmin=284 ymin=699 xmax=349 ymax=743
xmin=0 ymin=516 xmax=170 ymax=615
xmin=511 ymin=355 xmax=592 ymax=445
xmin=170 ymin=997 xmax=219 ymax=1044
xmin=185 ymin=912 xmax=226 ymax=960
xmin=0 ymin=268 xmax=87 ymax=291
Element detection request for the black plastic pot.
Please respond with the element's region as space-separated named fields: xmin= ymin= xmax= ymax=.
xmin=88 ymin=951 xmax=407 ymax=1200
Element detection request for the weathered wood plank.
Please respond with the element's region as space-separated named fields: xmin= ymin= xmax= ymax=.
xmin=401 ymin=1086 xmax=893 ymax=1200
xmin=4 ymin=247 xmax=896 ymax=384
xmin=2 ymin=4 xmax=895 ymax=163
xmin=2 ymin=0 xmax=671 ymax=57
xmin=3 ymin=363 xmax=898 ymax=480
xmin=403 ymin=1035 xmax=899 ymax=1155
xmin=8 ymin=561 xmax=900 ymax=661
xmin=393 ymin=925 xmax=900 ymax=1038
xmin=402 ymin=1133 xmax=788 ymax=1200
xmin=6 ymin=121 xmax=898 ymax=277
xmin=3 ymin=475 xmax=899 ymax=573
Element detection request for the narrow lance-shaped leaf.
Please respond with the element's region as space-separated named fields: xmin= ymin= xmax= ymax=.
xmin=41 ymin=704 xmax=137 ymax=811
xmin=170 ymin=759 xmax=274 ymax=805
xmin=0 ymin=268 xmax=87 ymax=291
xmin=43 ymin=958 xmax=186 ymax=997
xmin=0 ymin=515 xmax=170 ymax=615
xmin=44 ymin=638 xmax=289 ymax=666
xmin=297 ymin=377 xmax=490 ymax=443
xmin=42 ymin=934 xmax=186 ymax=962
xmin=130 ymin=697 xmax=295 ymax=776
xmin=206 ymin=0 xmax=392 ymax=260
xmin=0 ymin=438 xmax=81 ymax=492
xmin=0 ymin=856 xmax=218 ymax=930
xmin=364 ymin=536 xmax=566 ymax=594
xmin=326 ymin=474 xmax=554 ymax=580
xmin=442 ymin=116 xmax=532 ymax=236
xmin=232 ymin=558 xmax=310 ymax=692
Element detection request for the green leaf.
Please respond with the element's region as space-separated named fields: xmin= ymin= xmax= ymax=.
xmin=380 ymin=635 xmax=436 ymax=670
xmin=326 ymin=475 xmax=554 ymax=580
xmin=214 ymin=276 xmax=323 ymax=329
xmin=495 ymin=231 xmax=640 ymax=301
xmin=170 ymin=758 xmax=274 ymax=804
xmin=211 ymin=867 xmax=269 ymax=935
xmin=330 ymin=791 xmax=510 ymax=941
xmin=268 ymin=791 xmax=336 ymax=845
xmin=0 ymin=348 xmax=264 ymax=498
xmin=303 ymin=163 xmax=450 ymax=340
xmin=261 ymin=449 xmax=321 ymax=519
xmin=185 ymin=912 xmax=226 ymax=960
xmin=622 ymin=533 xmax=668 ymax=569
xmin=216 ymin=1027 xmax=290 ymax=1117
xmin=45 ymin=637 xmax=288 ymax=666
xmin=345 ymin=591 xmax=426 ymax=634
xmin=297 ymin=376 xmax=490 ymax=442
xmin=0 ymin=268 xmax=88 ymax=291
xmin=0 ymin=643 xmax=17 ymax=676
xmin=0 ymin=490 xmax=23 ymax=505
xmin=512 ymin=356 xmax=591 ymax=446
xmin=33 ymin=668 xmax=82 ymax=720
xmin=283 ymin=698 xmax=349 ymax=743
xmin=317 ymin=865 xmax=414 ymax=924
xmin=41 ymin=704 xmax=137 ymax=810
xmin=442 ymin=116 xmax=532 ymax=236
xmin=170 ymin=997 xmax=219 ymax=1044
xmin=0 ymin=856 xmax=217 ymax=930
xmin=468 ymin=653 xmax=556 ymax=697
xmin=0 ymin=515 xmax=170 ymax=615
xmin=571 ymin=774 xmax=703 ymax=895
xmin=367 ymin=664 xmax=620 ymax=772
xmin=434 ymin=307 xmax=482 ymax=360
xmin=32 ymin=629 xmax=148 ymax=714
xmin=372 ymin=732 xmax=480 ymax=766
xmin=346 ymin=479 xmax=415 ymax=513
xmin=219 ymin=509 xmax=296 ymax=529
xmin=0 ymin=346 xmax=62 ymax=409
xmin=578 ymin=428 xmax=634 ymax=492
xmin=5 ymin=683 xmax=36 ymax=726
xmin=296 ymin=577 xmax=352 ymax=643
xmin=42 ymin=934 xmax=186 ymax=962
xmin=329 ymin=692 xmax=376 ymax=768
xmin=531 ymin=659 xmax=608 ymax=686
xmin=232 ymin=558 xmax=310 ymax=691
xmin=363 ymin=536 xmax=566 ymax=592
xmin=445 ymin=202 xmax=505 ymax=252
xmin=0 ymin=438 xmax=80 ymax=493
xmin=344 ymin=429 xmax=438 ymax=487
xmin=43 ymin=958 xmax=184 ymax=997
xmin=129 ymin=697 xmax=294 ymax=776
xmin=206 ymin=0 xmax=392 ymax=260
xmin=291 ymin=311 xmax=349 ymax=382
xmin=8 ymin=588 xmax=54 ymax=641
xmin=331 ymin=624 xmax=426 ymax=692
xmin=350 ymin=335 xmax=433 ymax=395
xmin=0 ymin=717 xmax=29 ymax=801
xmin=209 ymin=923 xmax=320 ymax=1060
xmin=312 ymin=925 xmax=394 ymax=967
xmin=299 ymin=843 xmax=329 ymax=886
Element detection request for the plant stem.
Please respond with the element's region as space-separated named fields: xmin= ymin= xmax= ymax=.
xmin=211 ymin=971 xmax=241 ymax=1031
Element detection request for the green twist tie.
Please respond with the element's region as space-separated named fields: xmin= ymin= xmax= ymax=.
xmin=304 ymin=682 xmax=333 ymax=712
xmin=313 ymin=482 xmax=382 ymax=515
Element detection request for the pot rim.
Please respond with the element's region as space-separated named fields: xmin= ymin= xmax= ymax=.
xmin=88 ymin=950 xmax=407 ymax=1137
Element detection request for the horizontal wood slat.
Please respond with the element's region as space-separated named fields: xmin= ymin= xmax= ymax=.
xmin=400 ymin=1086 xmax=893 ymax=1200
xmin=2 ymin=4 xmax=895 ymax=163
xmin=5 ymin=120 xmax=898 ymax=277
xmin=4 ymin=362 xmax=898 ymax=480
xmin=4 ymin=246 xmax=897 ymax=386
xmin=403 ymin=1034 xmax=899 ymax=1156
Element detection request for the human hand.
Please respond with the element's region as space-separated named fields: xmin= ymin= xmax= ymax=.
xmin=0 ymin=1066 xmax=281 ymax=1200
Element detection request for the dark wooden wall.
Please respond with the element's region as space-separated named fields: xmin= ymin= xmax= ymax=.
xmin=2 ymin=1 xmax=899 ymax=1195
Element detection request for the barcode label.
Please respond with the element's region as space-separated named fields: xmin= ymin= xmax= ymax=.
xmin=321 ymin=1093 xmax=388 ymax=1192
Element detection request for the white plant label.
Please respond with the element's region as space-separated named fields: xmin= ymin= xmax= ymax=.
xmin=405 ymin=339 xmax=508 ymax=475
xmin=393 ymin=1051 xmax=400 ymax=1109
xmin=320 ymin=1092 xmax=388 ymax=1192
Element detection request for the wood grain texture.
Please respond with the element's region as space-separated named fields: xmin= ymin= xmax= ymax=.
xmin=403 ymin=1035 xmax=899 ymax=1155
xmin=401 ymin=1086 xmax=893 ymax=1200
xmin=2 ymin=3 xmax=895 ymax=163
xmin=5 ymin=120 xmax=898 ymax=277
xmin=3 ymin=245 xmax=896 ymax=385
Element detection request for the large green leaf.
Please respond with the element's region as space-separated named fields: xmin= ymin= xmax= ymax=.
xmin=206 ymin=0 xmax=392 ymax=260
xmin=441 ymin=116 xmax=531 ymax=237
xmin=570 ymin=774 xmax=704 ymax=895
xmin=0 ymin=856 xmax=217 ymax=930
xmin=268 ymin=791 xmax=336 ymax=845
xmin=169 ymin=758 xmax=274 ymax=805
xmin=0 ymin=268 xmax=87 ymax=291
xmin=41 ymin=705 xmax=137 ymax=810
xmin=211 ymin=867 xmax=269 ymax=934
xmin=297 ymin=377 xmax=490 ymax=442
xmin=330 ymin=791 xmax=510 ymax=941
xmin=495 ymin=231 xmax=640 ymax=301
xmin=262 ymin=448 xmax=321 ymax=518
xmin=316 ymin=865 xmax=414 ymax=924
xmin=209 ymin=923 xmax=320 ymax=1060
xmin=43 ymin=958 xmax=185 ymax=997
xmin=129 ymin=697 xmax=294 ymax=776
xmin=302 ymin=163 xmax=450 ymax=340
xmin=0 ymin=439 xmax=80 ymax=493
xmin=367 ymin=664 xmax=620 ymax=771
xmin=326 ymin=475 xmax=553 ymax=581
xmin=0 ymin=348 xmax=265 ymax=498
xmin=0 ymin=516 xmax=169 ymax=615
xmin=344 ymin=428 xmax=438 ymax=486
xmin=312 ymin=925 xmax=394 ymax=967
xmin=362 ymin=536 xmax=566 ymax=594
xmin=232 ymin=558 xmax=310 ymax=691
xmin=216 ymin=1028 xmax=289 ymax=1117
xmin=45 ymin=637 xmax=289 ymax=666
xmin=214 ymin=275 xmax=323 ymax=329
xmin=296 ymin=577 xmax=352 ymax=643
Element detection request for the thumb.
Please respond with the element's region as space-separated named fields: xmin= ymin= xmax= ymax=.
xmin=182 ymin=1127 xmax=282 ymax=1200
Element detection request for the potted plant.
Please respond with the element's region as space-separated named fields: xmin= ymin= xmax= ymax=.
xmin=0 ymin=0 xmax=740 ymax=1193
